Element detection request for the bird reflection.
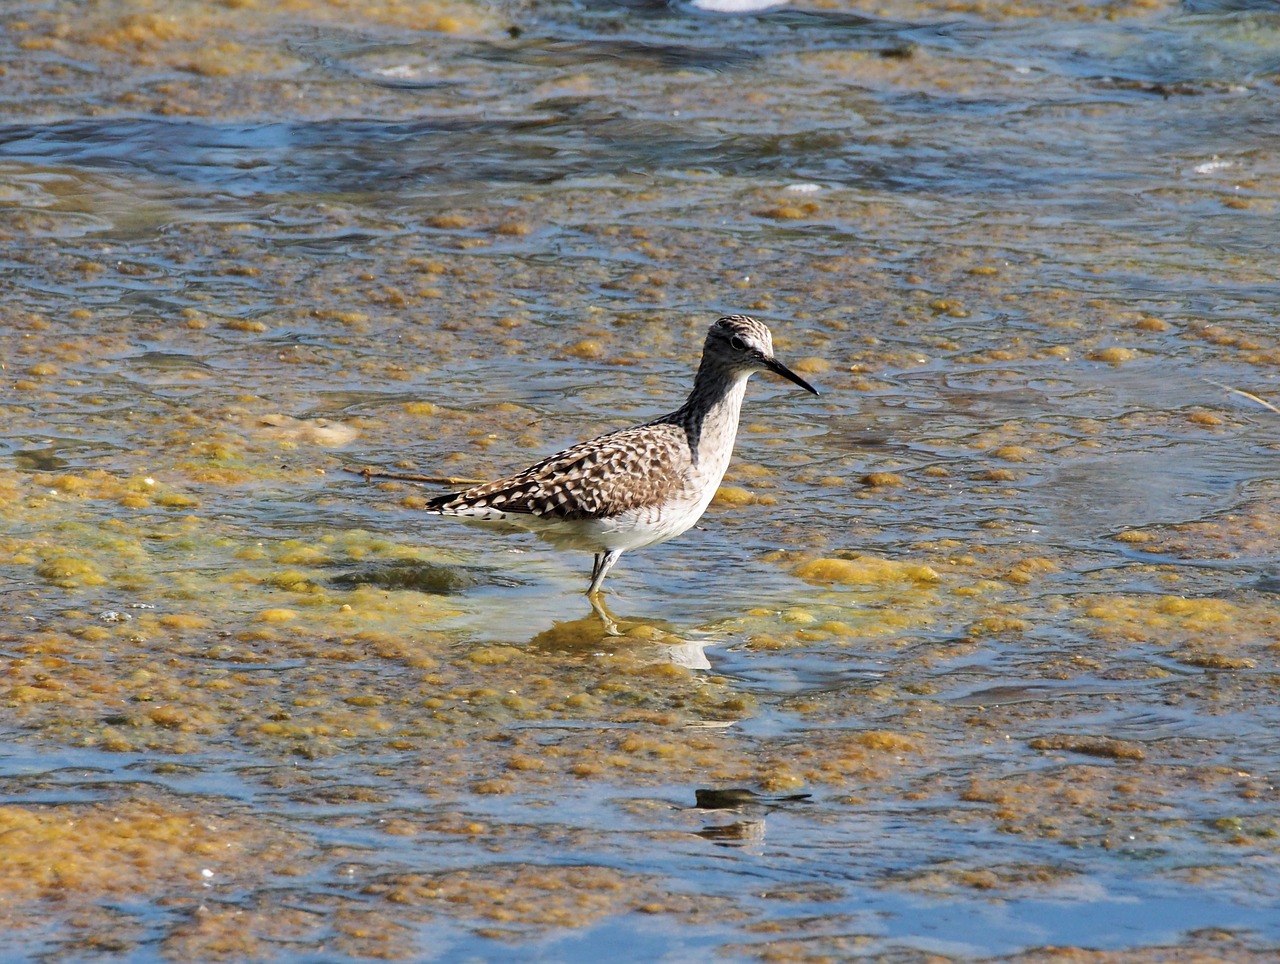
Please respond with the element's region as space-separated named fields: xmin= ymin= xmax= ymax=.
xmin=689 ymin=787 xmax=813 ymax=852
xmin=526 ymin=598 xmax=711 ymax=669
xmin=694 ymin=788 xmax=812 ymax=810
xmin=694 ymin=819 xmax=767 ymax=848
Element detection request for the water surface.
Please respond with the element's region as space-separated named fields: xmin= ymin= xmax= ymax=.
xmin=2 ymin=0 xmax=1279 ymax=959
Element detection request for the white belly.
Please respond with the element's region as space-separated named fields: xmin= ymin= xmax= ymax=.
xmin=434 ymin=385 xmax=744 ymax=557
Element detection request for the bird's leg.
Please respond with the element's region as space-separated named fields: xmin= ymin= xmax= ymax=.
xmin=586 ymin=548 xmax=623 ymax=596
xmin=589 ymin=593 xmax=622 ymax=637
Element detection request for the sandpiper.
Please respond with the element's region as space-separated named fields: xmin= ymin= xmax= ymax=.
xmin=425 ymin=315 xmax=819 ymax=595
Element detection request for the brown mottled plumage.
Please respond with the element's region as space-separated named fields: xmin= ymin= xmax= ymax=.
xmin=426 ymin=315 xmax=820 ymax=595
xmin=426 ymin=424 xmax=688 ymax=523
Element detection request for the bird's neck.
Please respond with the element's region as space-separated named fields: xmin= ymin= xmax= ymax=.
xmin=671 ymin=362 xmax=750 ymax=470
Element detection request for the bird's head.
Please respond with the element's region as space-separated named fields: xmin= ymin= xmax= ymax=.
xmin=704 ymin=314 xmax=819 ymax=395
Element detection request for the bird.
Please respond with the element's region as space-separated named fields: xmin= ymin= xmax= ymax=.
xmin=424 ymin=314 xmax=820 ymax=597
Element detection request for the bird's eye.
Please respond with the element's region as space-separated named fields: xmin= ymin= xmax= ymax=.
xmin=730 ymin=336 xmax=747 ymax=351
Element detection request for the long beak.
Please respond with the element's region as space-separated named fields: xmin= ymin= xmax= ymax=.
xmin=765 ymin=356 xmax=820 ymax=396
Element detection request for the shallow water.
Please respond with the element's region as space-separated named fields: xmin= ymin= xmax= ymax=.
xmin=2 ymin=0 xmax=1280 ymax=960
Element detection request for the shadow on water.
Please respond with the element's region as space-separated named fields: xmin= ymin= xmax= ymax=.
xmin=0 ymin=111 xmax=1194 ymax=207
xmin=291 ymin=33 xmax=763 ymax=88
xmin=469 ymin=36 xmax=761 ymax=69
xmin=0 ymin=114 xmax=966 ymax=195
xmin=330 ymin=559 xmax=525 ymax=593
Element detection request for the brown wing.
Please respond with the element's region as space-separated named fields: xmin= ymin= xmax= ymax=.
xmin=426 ymin=423 xmax=690 ymax=521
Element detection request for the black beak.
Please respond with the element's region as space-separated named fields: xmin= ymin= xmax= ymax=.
xmin=765 ymin=356 xmax=820 ymax=396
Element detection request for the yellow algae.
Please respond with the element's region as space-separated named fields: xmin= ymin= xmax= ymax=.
xmin=979 ymin=468 xmax=1018 ymax=482
xmin=642 ymin=663 xmax=691 ymax=681
xmin=1173 ymin=652 xmax=1255 ymax=670
xmin=403 ymin=401 xmax=439 ymax=416
xmin=495 ymin=220 xmax=533 ymax=237
xmin=186 ymin=466 xmax=255 ymax=484
xmin=258 ymin=608 xmax=300 ymax=623
xmin=991 ymin=445 xmax=1037 ymax=462
xmin=754 ymin=203 xmax=818 ymax=220
xmin=747 ymin=633 xmax=802 ymax=651
xmin=758 ymin=770 xmax=806 ymax=792
xmin=857 ymin=731 xmax=921 ymax=753
xmin=428 ymin=212 xmax=471 ymax=229
xmin=224 ymin=319 xmax=268 ymax=333
xmin=623 ymin=624 xmax=663 ymax=641
xmin=154 ymin=491 xmax=199 ymax=508
xmin=1113 ymin=530 xmax=1155 ymax=543
xmin=36 ymin=469 xmax=130 ymax=499
xmin=1089 ymin=346 xmax=1137 ymax=364
xmin=146 ymin=704 xmax=196 ymax=729
xmin=87 ymin=12 xmax=192 ymax=51
xmin=566 ymin=340 xmax=604 ymax=359
xmin=564 ymin=693 xmax=599 ymax=710
xmin=380 ymin=819 xmax=422 ymax=838
xmin=266 ymin=570 xmax=321 ymax=593
xmin=861 ymin=472 xmax=904 ymax=488
xmin=502 ymin=694 xmax=538 ymax=714
xmin=275 ymin=545 xmax=329 ymax=565
xmin=505 ymin=754 xmax=547 ymax=772
xmin=35 ymin=556 xmax=108 ymax=588
xmin=467 ymin=646 xmax=524 ymax=666
xmin=182 ymin=40 xmax=294 ymax=78
xmin=364 ymin=863 xmax=677 ymax=932
xmin=157 ymin=613 xmax=210 ymax=631
xmin=1004 ymin=557 xmax=1059 ymax=584
xmin=1187 ymin=410 xmax=1224 ymax=426
xmin=1078 ymin=592 xmax=1265 ymax=650
xmin=713 ymin=485 xmax=756 ymax=506
xmin=791 ymin=356 xmax=830 ymax=375
xmin=967 ymin=615 xmax=1029 ymax=636
xmin=795 ymin=556 xmax=940 ymax=586
xmin=346 ymin=1 xmax=493 ymax=34
xmin=472 ymin=779 xmax=515 ymax=794
xmin=8 ymin=685 xmax=64 ymax=704
xmin=49 ymin=473 xmax=91 ymax=494
xmin=1154 ymin=596 xmax=1232 ymax=620
xmin=0 ymin=796 xmax=299 ymax=929
xmin=1028 ymin=736 xmax=1145 ymax=761
xmin=617 ymin=734 xmax=683 ymax=760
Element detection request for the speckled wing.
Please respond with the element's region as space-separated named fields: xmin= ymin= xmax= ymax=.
xmin=425 ymin=422 xmax=689 ymax=522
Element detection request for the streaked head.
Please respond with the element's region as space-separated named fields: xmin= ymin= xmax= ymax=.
xmin=704 ymin=314 xmax=820 ymax=395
